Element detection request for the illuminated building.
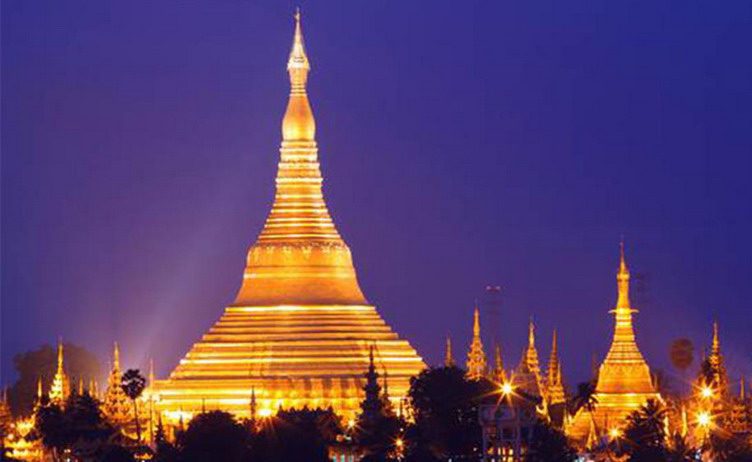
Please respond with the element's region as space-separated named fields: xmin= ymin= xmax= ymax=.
xmin=492 ymin=343 xmax=506 ymax=383
xmin=545 ymin=330 xmax=566 ymax=427
xmin=466 ymin=306 xmax=487 ymax=380
xmin=48 ymin=340 xmax=70 ymax=407
xmin=545 ymin=329 xmax=565 ymax=406
xmin=445 ymin=336 xmax=455 ymax=367
xmin=518 ymin=320 xmax=544 ymax=397
xmin=153 ymin=12 xmax=424 ymax=421
xmin=566 ymin=243 xmax=661 ymax=442
xmin=103 ymin=342 xmax=131 ymax=427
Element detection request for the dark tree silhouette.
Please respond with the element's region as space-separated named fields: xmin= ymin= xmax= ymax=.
xmin=709 ymin=431 xmax=752 ymax=461
xmin=177 ymin=411 xmax=251 ymax=462
xmin=120 ymin=369 xmax=146 ymax=444
xmin=406 ymin=366 xmax=493 ymax=460
xmin=623 ymin=399 xmax=668 ymax=462
xmin=35 ymin=393 xmax=117 ymax=461
xmin=254 ymin=407 xmax=339 ymax=462
xmin=8 ymin=343 xmax=101 ymax=416
xmin=524 ymin=420 xmax=577 ymax=462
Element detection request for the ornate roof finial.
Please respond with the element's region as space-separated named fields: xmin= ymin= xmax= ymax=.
xmin=444 ymin=335 xmax=455 ymax=367
xmin=113 ymin=342 xmax=121 ymax=369
xmin=528 ymin=317 xmax=535 ymax=347
xmin=466 ymin=304 xmax=487 ymax=380
xmin=740 ymin=376 xmax=746 ymax=400
xmin=287 ymin=8 xmax=310 ymax=90
xmin=492 ymin=343 xmax=506 ymax=382
xmin=712 ymin=320 xmax=720 ymax=356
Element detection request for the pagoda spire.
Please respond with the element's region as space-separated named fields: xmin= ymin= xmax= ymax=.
xmin=48 ymin=339 xmax=70 ymax=406
xmin=546 ymin=329 xmax=565 ymax=405
xmin=444 ymin=335 xmax=455 ymax=367
xmin=466 ymin=304 xmax=487 ymax=380
xmin=705 ymin=320 xmax=729 ymax=397
xmin=232 ymin=9 xmax=367 ymax=307
xmin=103 ymin=342 xmax=130 ymax=426
xmin=523 ymin=318 xmax=543 ymax=388
xmin=492 ymin=343 xmax=506 ymax=383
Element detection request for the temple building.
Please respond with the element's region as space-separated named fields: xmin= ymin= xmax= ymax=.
xmin=153 ymin=13 xmax=424 ymax=421
xmin=466 ymin=306 xmax=487 ymax=380
xmin=566 ymin=244 xmax=661 ymax=442
xmin=103 ymin=343 xmax=131 ymax=428
xmin=48 ymin=340 xmax=70 ymax=407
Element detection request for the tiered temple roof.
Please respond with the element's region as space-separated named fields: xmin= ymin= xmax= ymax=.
xmin=153 ymin=12 xmax=424 ymax=421
xmin=566 ymin=243 xmax=661 ymax=442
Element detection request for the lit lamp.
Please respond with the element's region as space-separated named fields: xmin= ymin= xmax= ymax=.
xmin=700 ymin=386 xmax=714 ymax=399
xmin=500 ymin=382 xmax=514 ymax=396
xmin=608 ymin=428 xmax=621 ymax=440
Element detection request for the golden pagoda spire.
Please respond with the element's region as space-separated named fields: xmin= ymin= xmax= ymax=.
xmin=706 ymin=320 xmax=728 ymax=396
xmin=103 ymin=342 xmax=130 ymax=425
xmin=444 ymin=335 xmax=455 ymax=367
xmin=492 ymin=343 xmax=506 ymax=383
xmin=546 ymin=329 xmax=565 ymax=405
xmin=48 ymin=339 xmax=70 ymax=406
xmin=149 ymin=358 xmax=155 ymax=387
xmin=231 ymin=9 xmax=367 ymax=307
xmin=524 ymin=318 xmax=543 ymax=386
xmin=466 ymin=305 xmax=487 ymax=380
xmin=740 ymin=376 xmax=746 ymax=400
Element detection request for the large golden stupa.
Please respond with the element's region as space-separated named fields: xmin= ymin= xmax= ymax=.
xmin=154 ymin=13 xmax=425 ymax=421
xmin=567 ymin=244 xmax=661 ymax=442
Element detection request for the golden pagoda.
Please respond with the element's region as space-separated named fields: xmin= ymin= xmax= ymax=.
xmin=546 ymin=329 xmax=565 ymax=406
xmin=465 ymin=306 xmax=487 ymax=380
xmin=491 ymin=343 xmax=506 ymax=383
xmin=567 ymin=243 xmax=661 ymax=442
xmin=444 ymin=336 xmax=455 ymax=367
xmin=153 ymin=12 xmax=424 ymax=421
xmin=103 ymin=342 xmax=131 ymax=427
xmin=518 ymin=319 xmax=544 ymax=396
xmin=48 ymin=340 xmax=70 ymax=407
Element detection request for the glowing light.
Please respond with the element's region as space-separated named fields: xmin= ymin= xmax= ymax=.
xmin=258 ymin=408 xmax=274 ymax=418
xmin=500 ymin=382 xmax=514 ymax=396
xmin=697 ymin=411 xmax=712 ymax=427
xmin=395 ymin=438 xmax=404 ymax=448
xmin=609 ymin=428 xmax=621 ymax=439
xmin=347 ymin=418 xmax=355 ymax=429
xmin=700 ymin=386 xmax=714 ymax=399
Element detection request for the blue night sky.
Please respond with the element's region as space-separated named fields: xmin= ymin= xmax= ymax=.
xmin=2 ymin=1 xmax=752 ymax=388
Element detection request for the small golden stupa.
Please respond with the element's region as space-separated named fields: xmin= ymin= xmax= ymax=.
xmin=567 ymin=243 xmax=661 ymax=442
xmin=153 ymin=12 xmax=425 ymax=421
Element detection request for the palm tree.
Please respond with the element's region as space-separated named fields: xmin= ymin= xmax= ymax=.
xmin=121 ymin=369 xmax=146 ymax=444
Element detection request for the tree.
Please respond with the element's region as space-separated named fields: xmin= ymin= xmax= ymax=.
xmin=525 ymin=420 xmax=577 ymax=462
xmin=665 ymin=433 xmax=697 ymax=462
xmin=356 ymin=353 xmax=402 ymax=461
xmin=406 ymin=366 xmax=493 ymax=460
xmin=36 ymin=403 xmax=68 ymax=461
xmin=254 ymin=407 xmax=339 ymax=462
xmin=153 ymin=418 xmax=179 ymax=462
xmin=709 ymin=431 xmax=752 ymax=462
xmin=623 ymin=399 xmax=668 ymax=462
xmin=8 ymin=343 xmax=101 ymax=416
xmin=120 ymin=369 xmax=146 ymax=444
xmin=177 ymin=411 xmax=251 ymax=462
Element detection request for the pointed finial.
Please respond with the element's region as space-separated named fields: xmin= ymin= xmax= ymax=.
xmin=444 ymin=335 xmax=455 ymax=367
xmin=113 ymin=342 xmax=121 ymax=369
xmin=528 ymin=317 xmax=535 ymax=347
xmin=712 ymin=321 xmax=720 ymax=354
xmin=37 ymin=377 xmax=43 ymax=400
xmin=740 ymin=376 xmax=746 ymax=400
xmin=57 ymin=337 xmax=64 ymax=370
xmin=287 ymin=8 xmax=310 ymax=86
xmin=473 ymin=304 xmax=481 ymax=337
xmin=619 ymin=239 xmax=629 ymax=275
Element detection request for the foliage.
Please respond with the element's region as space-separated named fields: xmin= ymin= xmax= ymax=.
xmin=665 ymin=433 xmax=698 ymax=462
xmin=568 ymin=380 xmax=597 ymax=415
xmin=623 ymin=399 xmax=668 ymax=462
xmin=406 ymin=365 xmax=493 ymax=460
xmin=177 ymin=411 xmax=251 ymax=462
xmin=8 ymin=343 xmax=102 ymax=416
xmin=709 ymin=431 xmax=752 ymax=462
xmin=524 ymin=419 xmax=577 ymax=462
xmin=254 ymin=407 xmax=340 ymax=462
xmin=120 ymin=369 xmax=146 ymax=443
xmin=35 ymin=392 xmax=118 ymax=461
